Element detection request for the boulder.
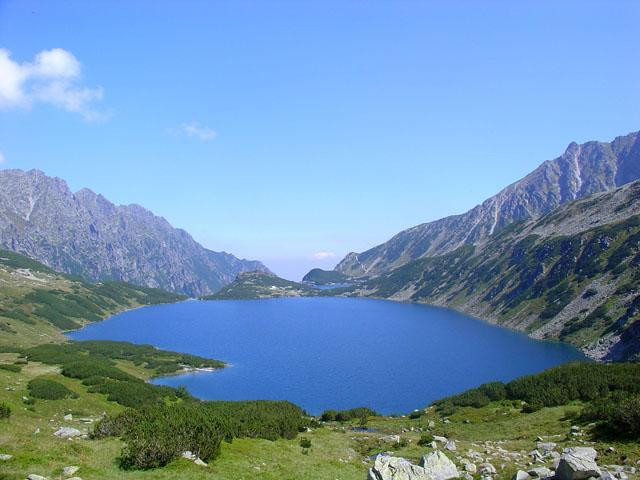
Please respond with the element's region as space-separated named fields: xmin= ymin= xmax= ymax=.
xmin=536 ymin=442 xmax=557 ymax=454
xmin=479 ymin=463 xmax=497 ymax=475
xmin=433 ymin=436 xmax=448 ymax=443
xmin=445 ymin=441 xmax=457 ymax=452
xmin=556 ymin=447 xmax=601 ymax=480
xmin=420 ymin=450 xmax=460 ymax=480
xmin=513 ymin=470 xmax=531 ymax=480
xmin=368 ymin=455 xmax=429 ymax=480
xmin=62 ymin=466 xmax=79 ymax=477
xmin=53 ymin=427 xmax=82 ymax=438
xmin=528 ymin=467 xmax=553 ymax=478
xmin=381 ymin=434 xmax=402 ymax=444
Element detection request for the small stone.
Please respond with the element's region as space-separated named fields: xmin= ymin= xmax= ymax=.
xmin=63 ymin=414 xmax=72 ymax=421
xmin=181 ymin=451 xmax=196 ymax=460
xmin=62 ymin=466 xmax=79 ymax=476
xmin=194 ymin=458 xmax=208 ymax=467
xmin=445 ymin=441 xmax=457 ymax=452
xmin=0 ymin=454 xmax=13 ymax=460
xmin=380 ymin=434 xmax=401 ymax=444
xmin=433 ymin=435 xmax=448 ymax=443
xmin=27 ymin=475 xmax=49 ymax=480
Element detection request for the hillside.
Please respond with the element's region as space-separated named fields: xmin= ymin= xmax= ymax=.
xmin=203 ymin=271 xmax=316 ymax=300
xmin=302 ymin=268 xmax=350 ymax=285
xmin=0 ymin=249 xmax=185 ymax=347
xmin=0 ymin=169 xmax=270 ymax=296
xmin=336 ymin=131 xmax=640 ymax=277
xmin=353 ymin=180 xmax=640 ymax=361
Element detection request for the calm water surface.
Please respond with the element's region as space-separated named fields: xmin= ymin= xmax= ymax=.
xmin=68 ymin=297 xmax=586 ymax=414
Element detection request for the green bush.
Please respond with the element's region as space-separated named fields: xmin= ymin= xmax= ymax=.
xmin=28 ymin=378 xmax=76 ymax=400
xmin=0 ymin=363 xmax=21 ymax=372
xmin=434 ymin=362 xmax=640 ymax=413
xmin=320 ymin=407 xmax=378 ymax=422
xmin=299 ymin=437 xmax=312 ymax=449
xmin=418 ymin=433 xmax=434 ymax=446
xmin=0 ymin=402 xmax=10 ymax=419
xmin=97 ymin=400 xmax=307 ymax=470
xmin=582 ymin=393 xmax=640 ymax=439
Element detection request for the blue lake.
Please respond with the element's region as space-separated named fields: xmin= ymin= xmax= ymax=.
xmin=67 ymin=297 xmax=586 ymax=415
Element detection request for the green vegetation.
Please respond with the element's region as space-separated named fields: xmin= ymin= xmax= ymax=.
xmin=0 ymin=401 xmax=10 ymax=419
xmin=320 ymin=407 xmax=379 ymax=422
xmin=0 ymin=363 xmax=22 ymax=372
xmin=28 ymin=377 xmax=77 ymax=400
xmin=93 ymin=400 xmax=306 ymax=469
xmin=204 ymin=271 xmax=317 ymax=300
xmin=302 ymin=268 xmax=349 ymax=285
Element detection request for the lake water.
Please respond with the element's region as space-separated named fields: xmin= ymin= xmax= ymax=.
xmin=67 ymin=297 xmax=586 ymax=415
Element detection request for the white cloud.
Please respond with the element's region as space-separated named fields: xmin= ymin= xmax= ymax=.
xmin=0 ymin=151 xmax=5 ymax=164
xmin=313 ymin=251 xmax=336 ymax=260
xmin=0 ymin=48 xmax=106 ymax=121
xmin=180 ymin=121 xmax=217 ymax=141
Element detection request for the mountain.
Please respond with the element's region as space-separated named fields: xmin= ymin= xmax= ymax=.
xmin=354 ymin=180 xmax=640 ymax=361
xmin=336 ymin=131 xmax=640 ymax=277
xmin=0 ymin=169 xmax=270 ymax=296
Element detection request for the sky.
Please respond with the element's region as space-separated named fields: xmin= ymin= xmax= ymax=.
xmin=0 ymin=1 xmax=639 ymax=280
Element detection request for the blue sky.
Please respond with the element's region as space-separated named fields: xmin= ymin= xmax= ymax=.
xmin=0 ymin=1 xmax=638 ymax=280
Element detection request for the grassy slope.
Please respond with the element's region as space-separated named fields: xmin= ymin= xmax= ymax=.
xmin=0 ymin=249 xmax=185 ymax=348
xmin=2 ymin=355 xmax=638 ymax=480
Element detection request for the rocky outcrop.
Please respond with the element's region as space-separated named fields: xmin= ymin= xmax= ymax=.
xmin=0 ymin=169 xmax=270 ymax=296
xmin=337 ymin=131 xmax=640 ymax=277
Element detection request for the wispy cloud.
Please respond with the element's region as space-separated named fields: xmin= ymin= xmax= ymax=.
xmin=313 ymin=251 xmax=336 ymax=260
xmin=0 ymin=151 xmax=5 ymax=164
xmin=179 ymin=121 xmax=217 ymax=141
xmin=0 ymin=48 xmax=107 ymax=121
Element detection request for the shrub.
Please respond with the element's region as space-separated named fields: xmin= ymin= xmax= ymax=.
xmin=582 ymin=393 xmax=640 ymax=439
xmin=299 ymin=437 xmax=312 ymax=449
xmin=0 ymin=363 xmax=21 ymax=372
xmin=418 ymin=433 xmax=434 ymax=446
xmin=28 ymin=378 xmax=76 ymax=400
xmin=0 ymin=402 xmax=10 ymax=419
xmin=320 ymin=407 xmax=378 ymax=422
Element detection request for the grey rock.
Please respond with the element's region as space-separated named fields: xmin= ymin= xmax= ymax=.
xmin=528 ymin=467 xmax=553 ymax=478
xmin=419 ymin=450 xmax=460 ymax=480
xmin=62 ymin=466 xmax=79 ymax=476
xmin=513 ymin=471 xmax=531 ymax=480
xmin=479 ymin=463 xmax=497 ymax=475
xmin=433 ymin=436 xmax=448 ymax=443
xmin=464 ymin=463 xmax=477 ymax=474
xmin=0 ymin=454 xmax=12 ymax=460
xmin=53 ymin=427 xmax=82 ymax=438
xmin=194 ymin=458 xmax=208 ymax=467
xmin=444 ymin=441 xmax=457 ymax=452
xmin=367 ymin=455 xmax=429 ymax=480
xmin=27 ymin=475 xmax=49 ymax=480
xmin=0 ymin=169 xmax=270 ymax=296
xmin=536 ymin=442 xmax=557 ymax=454
xmin=556 ymin=447 xmax=601 ymax=480
xmin=380 ymin=434 xmax=401 ymax=444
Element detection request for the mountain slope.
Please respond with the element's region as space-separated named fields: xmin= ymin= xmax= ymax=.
xmin=0 ymin=249 xmax=185 ymax=347
xmin=336 ymin=131 xmax=640 ymax=277
xmin=355 ymin=180 xmax=640 ymax=361
xmin=0 ymin=169 xmax=270 ymax=296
